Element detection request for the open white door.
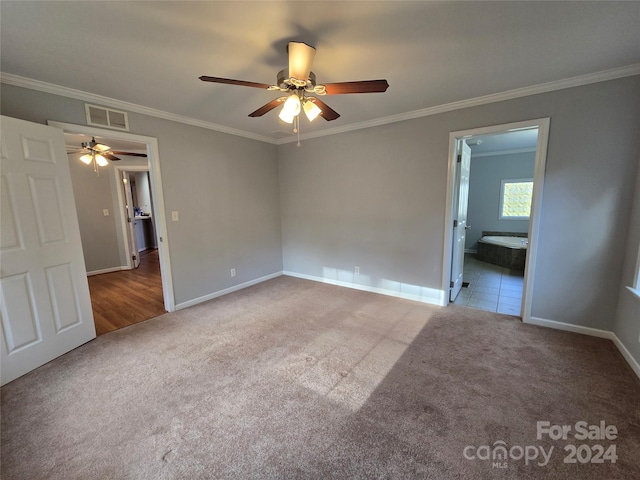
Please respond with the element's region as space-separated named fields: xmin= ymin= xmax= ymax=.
xmin=122 ymin=171 xmax=140 ymax=268
xmin=0 ymin=116 xmax=96 ymax=385
xmin=450 ymin=141 xmax=471 ymax=301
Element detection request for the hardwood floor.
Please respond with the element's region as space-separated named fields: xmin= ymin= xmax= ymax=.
xmin=88 ymin=249 xmax=165 ymax=336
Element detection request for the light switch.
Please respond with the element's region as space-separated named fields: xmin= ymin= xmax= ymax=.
xmin=103 ymin=209 xmax=109 ymax=216
xmin=171 ymin=211 xmax=179 ymax=221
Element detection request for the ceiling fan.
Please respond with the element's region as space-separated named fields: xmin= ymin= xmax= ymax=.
xmin=67 ymin=137 xmax=147 ymax=175
xmin=200 ymin=41 xmax=389 ymax=135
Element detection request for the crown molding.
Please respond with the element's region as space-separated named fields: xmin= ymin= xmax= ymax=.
xmin=0 ymin=72 xmax=277 ymax=145
xmin=2 ymin=63 xmax=639 ymax=146
xmin=277 ymin=63 xmax=640 ymax=145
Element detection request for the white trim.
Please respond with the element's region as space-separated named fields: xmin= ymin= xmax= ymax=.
xmin=175 ymin=272 xmax=283 ymax=310
xmin=111 ymin=164 xmax=151 ymax=270
xmin=3 ymin=64 xmax=639 ymax=145
xmin=632 ymin=242 xmax=640 ymax=291
xmin=3 ymin=73 xmax=275 ymax=145
xmin=525 ymin=316 xmax=615 ymax=339
xmin=470 ymin=147 xmax=537 ymax=158
xmin=442 ymin=118 xmax=550 ymax=323
xmin=525 ymin=316 xmax=640 ymax=380
xmin=283 ymin=271 xmax=447 ymax=306
xmin=523 ymin=121 xmax=551 ymax=322
xmin=626 ymin=286 xmax=640 ymax=301
xmin=86 ymin=266 xmax=127 ymax=276
xmin=48 ymin=121 xmax=176 ymax=312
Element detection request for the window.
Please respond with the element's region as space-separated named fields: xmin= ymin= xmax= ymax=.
xmin=499 ymin=179 xmax=533 ymax=220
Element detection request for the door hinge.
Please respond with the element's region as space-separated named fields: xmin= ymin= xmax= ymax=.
xmin=453 ymin=219 xmax=458 ymax=228
xmin=127 ymin=217 xmax=132 ymax=223
xmin=450 ymin=281 xmax=455 ymax=288
xmin=132 ymin=254 xmax=137 ymax=261
xmin=457 ymin=154 xmax=462 ymax=163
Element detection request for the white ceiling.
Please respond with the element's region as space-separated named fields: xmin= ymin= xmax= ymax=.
xmin=468 ymin=129 xmax=539 ymax=156
xmin=1 ymin=1 xmax=639 ymax=142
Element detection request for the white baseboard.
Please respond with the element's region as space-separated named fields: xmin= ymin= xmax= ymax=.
xmin=526 ymin=316 xmax=640 ymax=380
xmin=175 ymin=271 xmax=283 ymax=310
xmin=283 ymin=271 xmax=447 ymax=306
xmin=525 ymin=316 xmax=615 ymax=339
xmin=87 ymin=266 xmax=127 ymax=276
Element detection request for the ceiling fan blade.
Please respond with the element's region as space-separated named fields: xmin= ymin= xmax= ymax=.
xmin=311 ymin=98 xmax=340 ymax=121
xmin=103 ymin=152 xmax=121 ymax=161
xmin=323 ymin=80 xmax=389 ymax=95
xmin=288 ymin=42 xmax=316 ymax=84
xmin=249 ymin=98 xmax=286 ymax=117
xmin=199 ymin=76 xmax=271 ymax=89
xmin=111 ymin=151 xmax=148 ymax=157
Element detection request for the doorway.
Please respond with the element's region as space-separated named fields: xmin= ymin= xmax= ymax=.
xmin=50 ymin=121 xmax=175 ymax=332
xmin=442 ymin=118 xmax=550 ymax=322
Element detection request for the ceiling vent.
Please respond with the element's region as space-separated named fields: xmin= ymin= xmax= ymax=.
xmin=85 ymin=104 xmax=129 ymax=131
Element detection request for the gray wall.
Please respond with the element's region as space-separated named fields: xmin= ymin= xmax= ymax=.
xmin=68 ymin=155 xmax=148 ymax=273
xmin=465 ymin=151 xmax=536 ymax=251
xmin=1 ymin=83 xmax=283 ymax=306
xmin=613 ymin=153 xmax=640 ymax=366
xmin=3 ymin=76 xmax=640 ymax=367
xmin=279 ymin=75 xmax=640 ymax=332
xmin=67 ymin=151 xmax=120 ymax=272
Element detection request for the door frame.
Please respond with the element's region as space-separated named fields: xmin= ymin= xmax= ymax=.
xmin=441 ymin=118 xmax=550 ymax=322
xmin=115 ymin=166 xmax=150 ymax=269
xmin=48 ymin=121 xmax=175 ymax=312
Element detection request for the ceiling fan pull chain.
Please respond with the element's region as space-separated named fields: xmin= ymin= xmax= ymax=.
xmin=297 ymin=116 xmax=301 ymax=147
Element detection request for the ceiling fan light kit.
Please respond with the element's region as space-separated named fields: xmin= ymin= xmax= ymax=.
xmin=200 ymin=41 xmax=389 ymax=144
xmin=68 ymin=137 xmax=148 ymax=176
xmin=279 ymin=93 xmax=301 ymax=123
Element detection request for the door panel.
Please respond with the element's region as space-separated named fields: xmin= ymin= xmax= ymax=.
xmin=0 ymin=272 xmax=42 ymax=352
xmin=1 ymin=174 xmax=23 ymax=250
xmin=1 ymin=116 xmax=96 ymax=385
xmin=29 ymin=175 xmax=68 ymax=244
xmin=450 ymin=141 xmax=471 ymax=301
xmin=123 ymin=172 xmax=140 ymax=268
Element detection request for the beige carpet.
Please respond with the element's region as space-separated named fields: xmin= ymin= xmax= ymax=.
xmin=2 ymin=276 xmax=639 ymax=479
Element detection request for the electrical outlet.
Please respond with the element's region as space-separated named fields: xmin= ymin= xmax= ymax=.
xmin=230 ymin=268 xmax=236 ymax=277
xmin=355 ymin=266 xmax=360 ymax=275
xmin=171 ymin=211 xmax=179 ymax=221
xmin=103 ymin=209 xmax=109 ymax=216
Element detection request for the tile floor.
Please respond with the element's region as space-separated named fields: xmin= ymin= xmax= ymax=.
xmin=452 ymin=253 xmax=524 ymax=316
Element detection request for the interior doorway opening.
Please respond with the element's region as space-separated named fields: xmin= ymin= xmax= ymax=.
xmin=443 ymin=118 xmax=550 ymax=322
xmin=50 ymin=121 xmax=175 ymax=334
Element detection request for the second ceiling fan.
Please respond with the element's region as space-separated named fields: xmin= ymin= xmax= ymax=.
xmin=67 ymin=137 xmax=147 ymax=175
xmin=200 ymin=42 xmax=389 ymax=127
